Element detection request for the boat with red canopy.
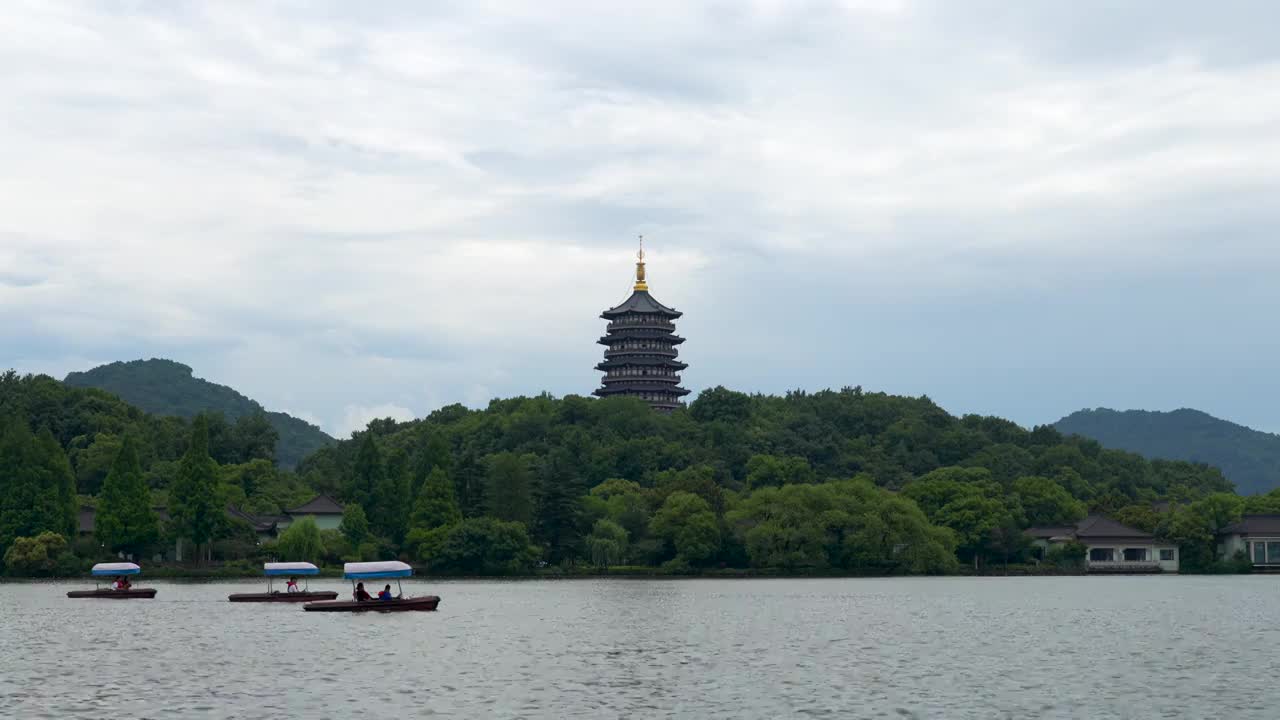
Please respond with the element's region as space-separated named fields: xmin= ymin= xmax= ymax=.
xmin=302 ymin=561 xmax=439 ymax=612
xmin=228 ymin=562 xmax=339 ymax=602
xmin=66 ymin=562 xmax=157 ymax=599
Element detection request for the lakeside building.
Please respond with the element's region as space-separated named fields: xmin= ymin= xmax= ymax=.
xmin=594 ymin=238 xmax=690 ymax=411
xmin=77 ymin=493 xmax=344 ymax=560
xmin=1026 ymin=515 xmax=1180 ymax=573
xmin=277 ymin=494 xmax=345 ymax=531
xmin=1217 ymin=515 xmax=1280 ymax=570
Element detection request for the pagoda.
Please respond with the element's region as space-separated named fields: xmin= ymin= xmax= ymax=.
xmin=594 ymin=239 xmax=690 ymax=411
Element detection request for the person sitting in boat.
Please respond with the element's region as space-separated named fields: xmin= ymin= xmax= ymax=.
xmin=113 ymin=576 xmax=131 ymax=591
xmin=378 ymin=584 xmax=393 ymax=601
xmin=353 ymin=582 xmax=373 ymax=602
xmin=286 ymin=576 xmax=300 ymax=593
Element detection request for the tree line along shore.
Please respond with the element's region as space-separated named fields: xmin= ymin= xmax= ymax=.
xmin=3 ymin=369 xmax=1277 ymax=578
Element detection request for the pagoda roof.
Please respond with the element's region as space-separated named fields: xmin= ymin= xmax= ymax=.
xmin=596 ymin=384 xmax=691 ymax=397
xmin=596 ymin=357 xmax=688 ymax=370
xmin=601 ymin=290 xmax=681 ymax=319
xmin=598 ymin=330 xmax=685 ymax=345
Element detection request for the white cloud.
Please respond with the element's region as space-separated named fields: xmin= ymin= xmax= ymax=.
xmin=2 ymin=1 xmax=1280 ymax=433
xmin=338 ymin=403 xmax=417 ymax=439
xmin=280 ymin=409 xmax=324 ymax=430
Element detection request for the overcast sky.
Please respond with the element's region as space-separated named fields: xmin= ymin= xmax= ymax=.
xmin=3 ymin=1 xmax=1280 ymax=437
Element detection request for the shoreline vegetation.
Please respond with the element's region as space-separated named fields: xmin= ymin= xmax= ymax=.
xmin=3 ymin=368 xmax=1276 ymax=581
xmin=1 ymin=563 xmax=1099 ymax=580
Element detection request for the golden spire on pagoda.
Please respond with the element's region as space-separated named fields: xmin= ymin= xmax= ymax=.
xmin=634 ymin=235 xmax=648 ymax=291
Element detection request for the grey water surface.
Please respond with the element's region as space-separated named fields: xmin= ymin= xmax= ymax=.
xmin=2 ymin=576 xmax=1277 ymax=719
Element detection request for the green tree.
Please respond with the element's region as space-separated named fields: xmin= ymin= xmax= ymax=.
xmin=745 ymin=454 xmax=815 ymax=489
xmin=344 ymin=434 xmax=384 ymax=510
xmin=413 ymin=428 xmax=452 ymax=491
xmin=203 ymin=411 xmax=237 ymax=465
xmin=1244 ymin=489 xmax=1280 ymax=515
xmin=1045 ymin=540 xmax=1087 ymax=569
xmin=588 ymin=479 xmax=651 ymax=541
xmin=653 ymin=465 xmax=725 ymax=516
xmin=169 ymin=415 xmax=223 ymax=562
xmin=404 ymin=525 xmax=450 ymax=565
xmin=0 ymin=420 xmax=40 ymax=554
xmin=729 ymin=484 xmax=835 ymax=569
xmin=3 ymin=531 xmax=73 ymax=576
xmin=838 ymin=493 xmax=958 ymax=574
xmin=1162 ymin=493 xmax=1244 ymax=571
xmin=728 ymin=479 xmax=957 ymax=573
xmin=932 ymin=494 xmax=1020 ymax=567
xmin=586 ymin=519 xmax=629 ymax=566
xmin=650 ymin=492 xmax=720 ymax=565
xmin=68 ymin=433 xmax=122 ymax=495
xmin=0 ymin=419 xmax=75 ymax=554
xmin=1013 ymin=476 xmax=1086 ymax=527
xmin=689 ymin=386 xmax=752 ymax=424
xmin=901 ymin=467 xmax=997 ymax=519
xmin=419 ymin=517 xmax=539 ymax=574
xmin=411 ymin=467 xmax=462 ymax=531
xmin=230 ymin=411 xmax=279 ymax=464
xmin=484 ymin=452 xmax=534 ymax=525
xmin=276 ymin=516 xmax=323 ymax=563
xmin=35 ymin=426 xmax=78 ymax=540
xmin=378 ymin=450 xmax=413 ymax=543
xmin=534 ymin=450 xmax=584 ymax=565
xmin=961 ymin=444 xmax=1035 ymax=487
xmin=1114 ymin=504 xmax=1160 ymax=533
xmin=340 ymin=504 xmax=370 ymax=547
xmin=95 ymin=435 xmax=159 ymax=556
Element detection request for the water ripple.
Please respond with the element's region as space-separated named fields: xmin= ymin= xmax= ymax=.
xmin=2 ymin=576 xmax=1277 ymax=718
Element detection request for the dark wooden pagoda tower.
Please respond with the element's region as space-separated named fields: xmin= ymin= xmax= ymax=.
xmin=594 ymin=239 xmax=689 ymax=411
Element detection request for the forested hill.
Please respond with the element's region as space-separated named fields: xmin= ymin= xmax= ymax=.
xmin=64 ymin=359 xmax=332 ymax=468
xmin=1054 ymin=408 xmax=1280 ymax=495
xmin=1 ymin=372 xmax=1259 ymax=576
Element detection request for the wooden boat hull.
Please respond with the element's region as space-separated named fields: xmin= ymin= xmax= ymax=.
xmin=66 ymin=588 xmax=157 ymax=599
xmin=303 ymin=595 xmax=440 ymax=612
xmin=228 ymin=591 xmax=339 ymax=603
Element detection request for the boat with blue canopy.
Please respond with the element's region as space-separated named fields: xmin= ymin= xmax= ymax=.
xmin=228 ymin=562 xmax=338 ymax=603
xmin=66 ymin=562 xmax=157 ymax=599
xmin=302 ymin=561 xmax=440 ymax=612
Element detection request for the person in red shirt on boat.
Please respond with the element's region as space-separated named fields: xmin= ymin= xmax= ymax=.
xmin=113 ymin=576 xmax=131 ymax=591
xmin=286 ymin=576 xmax=300 ymax=593
xmin=378 ymin=584 xmax=393 ymax=601
xmin=353 ymin=582 xmax=373 ymax=602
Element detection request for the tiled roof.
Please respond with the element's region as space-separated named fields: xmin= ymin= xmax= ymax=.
xmin=1074 ymin=515 xmax=1154 ymax=539
xmin=1025 ymin=515 xmax=1154 ymax=541
xmin=285 ymin=494 xmax=345 ymax=515
xmin=226 ymin=506 xmax=283 ymax=533
xmin=1220 ymin=515 xmax=1280 ymax=536
xmin=1024 ymin=526 xmax=1077 ymax=540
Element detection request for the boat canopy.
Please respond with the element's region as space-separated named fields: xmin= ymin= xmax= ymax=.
xmin=344 ymin=561 xmax=412 ymax=579
xmin=264 ymin=562 xmax=320 ymax=576
xmin=92 ymin=562 xmax=141 ymax=576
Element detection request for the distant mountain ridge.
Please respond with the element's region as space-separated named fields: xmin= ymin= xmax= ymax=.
xmin=64 ymin=359 xmax=333 ymax=468
xmin=1054 ymin=407 xmax=1280 ymax=495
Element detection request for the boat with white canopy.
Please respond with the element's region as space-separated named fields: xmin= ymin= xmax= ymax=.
xmin=227 ymin=562 xmax=339 ymax=602
xmin=66 ymin=562 xmax=157 ymax=599
xmin=302 ymin=561 xmax=440 ymax=612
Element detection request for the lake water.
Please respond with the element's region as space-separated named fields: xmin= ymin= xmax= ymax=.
xmin=2 ymin=576 xmax=1277 ymax=718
